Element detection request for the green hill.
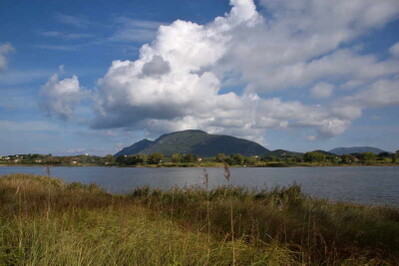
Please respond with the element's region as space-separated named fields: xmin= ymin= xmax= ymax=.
xmin=115 ymin=139 xmax=153 ymax=157
xmin=329 ymin=146 xmax=387 ymax=155
xmin=115 ymin=130 xmax=269 ymax=157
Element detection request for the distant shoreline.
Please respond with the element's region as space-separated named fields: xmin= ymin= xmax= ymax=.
xmin=1 ymin=163 xmax=398 ymax=168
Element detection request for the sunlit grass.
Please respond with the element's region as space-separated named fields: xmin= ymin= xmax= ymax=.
xmin=0 ymin=174 xmax=398 ymax=265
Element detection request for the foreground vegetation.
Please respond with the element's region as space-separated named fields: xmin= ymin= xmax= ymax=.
xmin=0 ymin=173 xmax=398 ymax=265
xmin=1 ymin=150 xmax=398 ymax=167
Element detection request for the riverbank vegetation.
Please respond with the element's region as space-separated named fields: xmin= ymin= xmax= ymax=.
xmin=0 ymin=173 xmax=398 ymax=265
xmin=1 ymin=150 xmax=398 ymax=168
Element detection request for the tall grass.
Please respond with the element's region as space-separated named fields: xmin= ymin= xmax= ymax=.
xmin=129 ymin=185 xmax=399 ymax=264
xmin=222 ymin=160 xmax=236 ymax=265
xmin=1 ymin=173 xmax=398 ymax=265
xmin=202 ymin=168 xmax=211 ymax=265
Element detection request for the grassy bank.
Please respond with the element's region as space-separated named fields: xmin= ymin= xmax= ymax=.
xmin=1 ymin=174 xmax=398 ymax=265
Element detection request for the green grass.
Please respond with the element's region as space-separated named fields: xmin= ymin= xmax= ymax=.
xmin=0 ymin=174 xmax=398 ymax=265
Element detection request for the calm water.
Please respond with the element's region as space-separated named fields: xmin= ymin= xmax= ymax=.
xmin=1 ymin=166 xmax=398 ymax=206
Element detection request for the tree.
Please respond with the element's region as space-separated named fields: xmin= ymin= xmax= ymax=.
xmin=341 ymin=154 xmax=354 ymax=164
xmin=244 ymin=156 xmax=257 ymax=166
xmin=303 ymin=152 xmax=326 ymax=162
xmin=378 ymin=152 xmax=391 ymax=162
xmin=216 ymin=153 xmax=226 ymax=162
xmin=231 ymin=153 xmax=244 ymax=165
xmin=171 ymin=153 xmax=182 ymax=163
xmin=378 ymin=152 xmax=390 ymax=158
xmin=116 ymin=155 xmax=128 ymax=165
xmin=129 ymin=155 xmax=147 ymax=165
xmin=104 ymin=154 xmax=115 ymax=165
xmin=261 ymin=155 xmax=278 ymax=162
xmin=137 ymin=154 xmax=147 ymax=164
xmin=223 ymin=157 xmax=235 ymax=165
xmin=182 ymin=153 xmax=195 ymax=163
xmin=294 ymin=157 xmax=303 ymax=163
xmin=329 ymin=155 xmax=339 ymax=164
xmin=125 ymin=155 xmax=139 ymax=165
xmin=362 ymin=152 xmax=376 ymax=163
xmin=148 ymin=152 xmax=163 ymax=164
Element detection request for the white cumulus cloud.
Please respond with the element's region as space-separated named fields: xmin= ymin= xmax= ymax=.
xmin=39 ymin=74 xmax=85 ymax=120
xmin=89 ymin=0 xmax=399 ymax=142
xmin=39 ymin=0 xmax=399 ymax=143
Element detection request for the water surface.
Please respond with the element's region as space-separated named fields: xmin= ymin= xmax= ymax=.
xmin=1 ymin=166 xmax=398 ymax=206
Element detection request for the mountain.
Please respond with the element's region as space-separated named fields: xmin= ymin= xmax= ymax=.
xmin=115 ymin=130 xmax=270 ymax=157
xmin=329 ymin=146 xmax=387 ymax=155
xmin=114 ymin=139 xmax=153 ymax=157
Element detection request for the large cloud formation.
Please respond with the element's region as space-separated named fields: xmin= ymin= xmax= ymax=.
xmin=45 ymin=0 xmax=399 ymax=143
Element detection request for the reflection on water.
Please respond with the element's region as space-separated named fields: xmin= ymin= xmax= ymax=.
xmin=1 ymin=166 xmax=398 ymax=206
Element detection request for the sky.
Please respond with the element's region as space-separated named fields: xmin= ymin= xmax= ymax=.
xmin=1 ymin=0 xmax=399 ymax=156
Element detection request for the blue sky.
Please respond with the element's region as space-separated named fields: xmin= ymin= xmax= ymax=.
xmin=1 ymin=0 xmax=399 ymax=156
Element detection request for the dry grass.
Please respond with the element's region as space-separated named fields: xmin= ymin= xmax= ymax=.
xmin=0 ymin=173 xmax=398 ymax=265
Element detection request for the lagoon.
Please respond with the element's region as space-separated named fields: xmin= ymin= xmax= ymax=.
xmin=1 ymin=166 xmax=398 ymax=206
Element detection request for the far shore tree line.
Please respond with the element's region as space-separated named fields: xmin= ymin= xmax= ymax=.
xmin=1 ymin=150 xmax=398 ymax=167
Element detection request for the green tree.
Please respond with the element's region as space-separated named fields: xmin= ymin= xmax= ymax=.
xmin=329 ymin=155 xmax=339 ymax=164
xmin=362 ymin=152 xmax=376 ymax=163
xmin=378 ymin=152 xmax=390 ymax=158
xmin=223 ymin=157 xmax=235 ymax=165
xmin=215 ymin=153 xmax=226 ymax=162
xmin=378 ymin=152 xmax=391 ymax=162
xmin=171 ymin=153 xmax=182 ymax=163
xmin=182 ymin=154 xmax=196 ymax=163
xmin=303 ymin=152 xmax=326 ymax=162
xmin=341 ymin=154 xmax=354 ymax=164
xmin=116 ymin=155 xmax=128 ymax=165
xmin=148 ymin=153 xmax=163 ymax=164
xmin=261 ymin=155 xmax=278 ymax=162
xmin=244 ymin=156 xmax=257 ymax=166
xmin=231 ymin=153 xmax=244 ymax=165
xmin=128 ymin=155 xmax=145 ymax=165
xmin=125 ymin=156 xmax=138 ymax=165
xmin=104 ymin=154 xmax=115 ymax=165
xmin=137 ymin=154 xmax=147 ymax=164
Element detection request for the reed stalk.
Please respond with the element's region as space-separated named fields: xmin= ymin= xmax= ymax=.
xmin=202 ymin=168 xmax=211 ymax=265
xmin=222 ymin=161 xmax=236 ymax=266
